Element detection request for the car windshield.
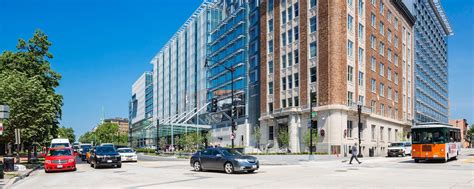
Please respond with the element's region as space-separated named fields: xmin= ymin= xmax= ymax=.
xmin=48 ymin=149 xmax=72 ymax=156
xmin=117 ymin=149 xmax=134 ymax=153
xmin=220 ymin=149 xmax=242 ymax=156
xmin=96 ymin=147 xmax=116 ymax=154
xmin=412 ymin=128 xmax=448 ymax=144
xmin=51 ymin=143 xmax=70 ymax=148
xmin=389 ymin=143 xmax=404 ymax=147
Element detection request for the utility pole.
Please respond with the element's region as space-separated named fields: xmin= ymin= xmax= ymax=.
xmin=227 ymin=67 xmax=236 ymax=149
xmin=357 ymin=101 xmax=363 ymax=158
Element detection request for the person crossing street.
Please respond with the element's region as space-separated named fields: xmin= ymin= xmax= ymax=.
xmin=349 ymin=143 xmax=362 ymax=164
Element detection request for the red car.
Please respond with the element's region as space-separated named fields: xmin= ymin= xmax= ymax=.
xmin=44 ymin=147 xmax=76 ymax=173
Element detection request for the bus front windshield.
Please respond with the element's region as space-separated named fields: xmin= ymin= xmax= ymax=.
xmin=412 ymin=128 xmax=447 ymax=144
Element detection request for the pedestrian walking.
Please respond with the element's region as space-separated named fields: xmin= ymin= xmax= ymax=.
xmin=349 ymin=143 xmax=362 ymax=164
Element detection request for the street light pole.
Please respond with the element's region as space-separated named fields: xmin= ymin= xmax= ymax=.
xmin=156 ymin=119 xmax=160 ymax=154
xmin=227 ymin=67 xmax=236 ymax=149
xmin=357 ymin=101 xmax=363 ymax=158
xmin=310 ymin=90 xmax=313 ymax=156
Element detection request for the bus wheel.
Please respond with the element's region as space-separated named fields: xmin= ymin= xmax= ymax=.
xmin=414 ymin=159 xmax=419 ymax=163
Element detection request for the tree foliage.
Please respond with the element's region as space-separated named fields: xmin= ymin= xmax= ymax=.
xmin=78 ymin=122 xmax=127 ymax=146
xmin=303 ymin=128 xmax=319 ymax=151
xmin=0 ymin=30 xmax=63 ymax=147
xmin=277 ymin=127 xmax=289 ymax=148
xmin=58 ymin=126 xmax=75 ymax=143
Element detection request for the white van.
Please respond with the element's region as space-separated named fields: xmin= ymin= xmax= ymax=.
xmin=50 ymin=138 xmax=71 ymax=148
xmin=387 ymin=142 xmax=412 ymax=157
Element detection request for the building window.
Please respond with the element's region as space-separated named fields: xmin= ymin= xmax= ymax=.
xmin=347 ymin=91 xmax=353 ymax=106
xmin=282 ymin=32 xmax=287 ymax=46
xmin=294 ymin=26 xmax=299 ymax=41
xmin=288 ymin=6 xmax=293 ymax=21
xmin=294 ymin=2 xmax=299 ymax=17
xmin=311 ymin=0 xmax=317 ymax=8
xmin=371 ymin=13 xmax=376 ymax=27
xmin=387 ymin=68 xmax=391 ymax=81
xmin=294 ymin=50 xmax=299 ymax=64
xmin=268 ymin=61 xmax=273 ymax=74
xmin=381 ymin=103 xmax=385 ymax=116
xmin=379 ymin=42 xmax=384 ymax=55
xmin=347 ymin=120 xmax=353 ymax=138
xmin=394 ymin=72 xmax=398 ymax=84
xmin=371 ymin=125 xmax=376 ymax=140
xmin=380 ymin=126 xmax=384 ymax=141
xmin=371 ymin=100 xmax=376 ymax=113
xmin=294 ymin=96 xmax=299 ymax=106
xmin=268 ymin=40 xmax=273 ymax=53
xmin=268 ymin=19 xmax=274 ymax=32
xmin=387 ymin=29 xmax=392 ymax=43
xmin=379 ymin=63 xmax=384 ymax=76
xmin=294 ymin=73 xmax=299 ymax=87
xmin=268 ymin=0 xmax=274 ymax=12
xmin=288 ymin=29 xmax=293 ymax=44
xmin=395 ymin=129 xmax=398 ymax=141
xmin=380 ymin=83 xmax=384 ymax=96
xmin=358 ymin=48 xmax=364 ymax=65
xmin=310 ymin=16 xmax=317 ymax=33
xmin=347 ymin=65 xmax=353 ymax=82
xmin=371 ymin=56 xmax=376 ymax=71
xmin=388 ymin=87 xmax=392 ymax=100
xmin=288 ymin=52 xmax=293 ymax=66
xmin=347 ymin=40 xmax=354 ymax=57
xmin=394 ymin=36 xmax=399 ymax=48
xmin=388 ymin=10 xmax=392 ymax=22
xmin=359 ymin=95 xmax=364 ymax=106
xmin=379 ymin=21 xmax=384 ymax=35
xmin=282 ymin=55 xmax=287 ymax=68
xmin=282 ymin=99 xmax=287 ymax=108
xmin=282 ymin=10 xmax=287 ymax=25
xmin=394 ymin=91 xmax=399 ymax=102
xmin=310 ymin=67 xmax=317 ymax=82
xmin=269 ymin=126 xmax=274 ymax=139
xmin=370 ymin=35 xmax=376 ymax=49
xmin=371 ymin=79 xmax=376 ymax=92
xmin=347 ymin=14 xmax=353 ymax=32
xmin=388 ymin=128 xmax=391 ymax=142
xmin=310 ymin=42 xmax=317 ymax=57
xmin=394 ymin=17 xmax=398 ymax=29
xmin=282 ymin=77 xmax=286 ymax=90
xmin=288 ymin=98 xmax=292 ymax=107
xmin=388 ymin=49 xmax=392 ymax=62
xmin=394 ymin=54 xmax=398 ymax=65
xmin=379 ymin=0 xmax=384 ymax=14
xmin=371 ymin=0 xmax=376 ymax=6
xmin=358 ymin=71 xmax=364 ymax=86
xmin=358 ymin=24 xmax=364 ymax=42
xmin=348 ymin=0 xmax=353 ymax=7
xmin=268 ymin=82 xmax=273 ymax=94
xmin=359 ymin=0 xmax=364 ymax=17
xmin=288 ymin=75 xmax=293 ymax=89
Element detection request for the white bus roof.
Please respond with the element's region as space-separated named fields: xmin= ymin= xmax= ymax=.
xmin=412 ymin=122 xmax=459 ymax=129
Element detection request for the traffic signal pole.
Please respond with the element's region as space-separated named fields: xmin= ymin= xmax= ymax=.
xmin=229 ymin=67 xmax=235 ymax=149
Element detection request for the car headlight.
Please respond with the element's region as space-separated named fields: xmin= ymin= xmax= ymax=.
xmin=236 ymin=159 xmax=247 ymax=163
xmin=96 ymin=155 xmax=104 ymax=158
xmin=45 ymin=160 xmax=51 ymax=164
xmin=68 ymin=159 xmax=75 ymax=162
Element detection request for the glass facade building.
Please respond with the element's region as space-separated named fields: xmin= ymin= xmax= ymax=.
xmin=207 ymin=0 xmax=260 ymax=147
xmin=403 ymin=0 xmax=453 ymax=123
xmin=129 ymin=72 xmax=154 ymax=148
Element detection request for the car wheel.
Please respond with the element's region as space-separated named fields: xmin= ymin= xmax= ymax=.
xmin=193 ymin=161 xmax=202 ymax=172
xmin=444 ymin=154 xmax=449 ymax=163
xmin=117 ymin=164 xmax=122 ymax=168
xmin=247 ymin=170 xmax=255 ymax=173
xmin=224 ymin=162 xmax=234 ymax=174
xmin=414 ymin=159 xmax=419 ymax=163
xmin=44 ymin=169 xmax=49 ymax=173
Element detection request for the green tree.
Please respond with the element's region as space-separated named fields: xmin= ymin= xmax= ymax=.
xmin=277 ymin=127 xmax=289 ymax=149
xmin=466 ymin=124 xmax=474 ymax=147
xmin=252 ymin=125 xmax=262 ymax=149
xmin=94 ymin=122 xmax=120 ymax=144
xmin=58 ymin=126 xmax=75 ymax=143
xmin=79 ymin=131 xmax=95 ymax=144
xmin=303 ymin=129 xmax=319 ymax=151
xmin=0 ymin=30 xmax=63 ymax=154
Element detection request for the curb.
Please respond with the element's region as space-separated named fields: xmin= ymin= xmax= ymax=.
xmin=4 ymin=165 xmax=41 ymax=189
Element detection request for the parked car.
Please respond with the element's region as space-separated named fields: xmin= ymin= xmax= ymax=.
xmin=387 ymin=142 xmax=412 ymax=157
xmin=117 ymin=148 xmax=138 ymax=162
xmin=90 ymin=146 xmax=122 ymax=169
xmin=190 ymin=148 xmax=259 ymax=174
xmin=50 ymin=138 xmax=71 ymax=148
xmin=44 ymin=147 xmax=76 ymax=173
xmin=79 ymin=144 xmax=92 ymax=161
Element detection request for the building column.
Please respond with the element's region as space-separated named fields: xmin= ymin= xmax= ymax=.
xmin=289 ymin=114 xmax=301 ymax=153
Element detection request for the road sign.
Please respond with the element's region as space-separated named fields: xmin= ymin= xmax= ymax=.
xmin=311 ymin=111 xmax=318 ymax=118
xmin=0 ymin=105 xmax=9 ymax=119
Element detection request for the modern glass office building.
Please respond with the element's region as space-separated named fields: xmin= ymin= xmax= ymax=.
xmin=129 ymin=71 xmax=154 ymax=148
xmin=403 ymin=0 xmax=453 ymax=123
xmin=206 ymin=0 xmax=260 ymax=147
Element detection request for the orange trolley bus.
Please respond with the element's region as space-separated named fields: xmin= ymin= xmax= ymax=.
xmin=411 ymin=123 xmax=461 ymax=163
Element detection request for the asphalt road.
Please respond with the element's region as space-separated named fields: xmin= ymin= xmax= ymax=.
xmin=11 ymin=149 xmax=474 ymax=189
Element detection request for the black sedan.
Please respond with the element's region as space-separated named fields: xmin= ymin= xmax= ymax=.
xmin=90 ymin=146 xmax=122 ymax=169
xmin=190 ymin=148 xmax=259 ymax=174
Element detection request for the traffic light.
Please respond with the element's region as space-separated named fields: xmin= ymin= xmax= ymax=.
xmin=311 ymin=120 xmax=318 ymax=129
xmin=232 ymin=106 xmax=238 ymax=118
xmin=232 ymin=121 xmax=237 ymax=131
xmin=211 ymin=98 xmax=218 ymax=112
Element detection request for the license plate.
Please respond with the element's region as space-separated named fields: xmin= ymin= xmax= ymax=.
xmin=127 ymin=158 xmax=132 ymax=160
xmin=107 ymin=160 xmax=112 ymax=163
xmin=57 ymin=165 xmax=63 ymax=168
xmin=251 ymin=165 xmax=257 ymax=169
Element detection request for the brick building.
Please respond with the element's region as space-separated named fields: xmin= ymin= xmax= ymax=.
xmin=449 ymin=119 xmax=469 ymax=148
xmin=104 ymin=118 xmax=129 ymax=135
xmin=259 ymin=0 xmax=415 ymax=156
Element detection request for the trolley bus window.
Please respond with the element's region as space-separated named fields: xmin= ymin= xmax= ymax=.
xmin=412 ymin=128 xmax=447 ymax=144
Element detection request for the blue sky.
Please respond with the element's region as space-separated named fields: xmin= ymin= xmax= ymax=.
xmin=0 ymin=0 xmax=472 ymax=138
